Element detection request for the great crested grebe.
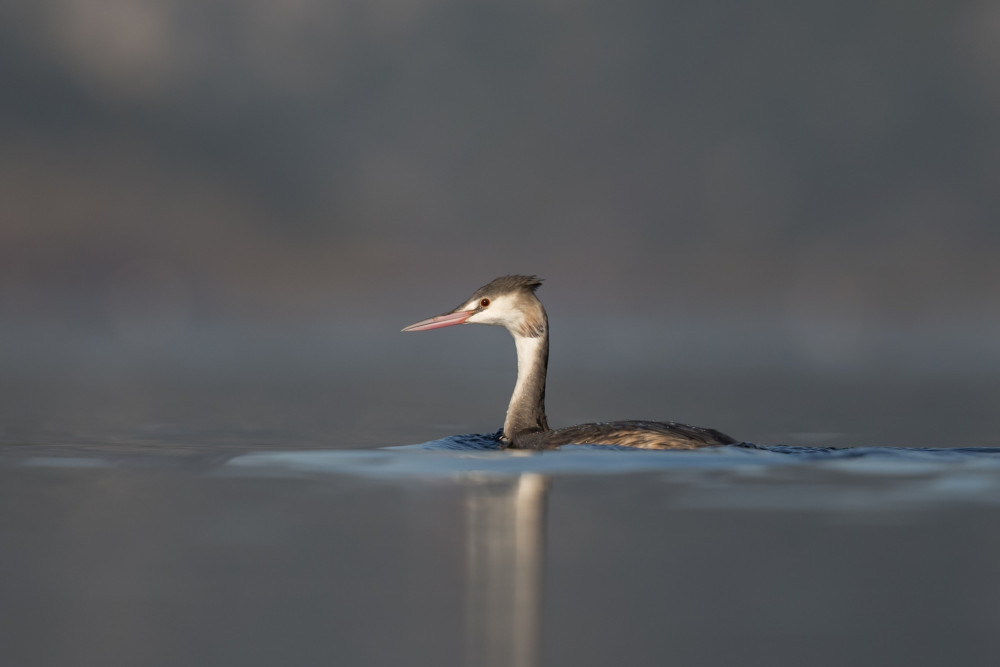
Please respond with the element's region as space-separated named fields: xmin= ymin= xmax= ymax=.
xmin=402 ymin=275 xmax=737 ymax=450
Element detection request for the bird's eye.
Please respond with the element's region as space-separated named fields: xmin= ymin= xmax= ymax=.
xmin=480 ymin=298 xmax=490 ymax=308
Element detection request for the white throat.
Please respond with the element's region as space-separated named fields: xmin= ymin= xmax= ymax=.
xmin=503 ymin=333 xmax=548 ymax=438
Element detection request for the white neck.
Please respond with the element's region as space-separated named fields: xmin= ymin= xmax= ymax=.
xmin=503 ymin=331 xmax=549 ymax=439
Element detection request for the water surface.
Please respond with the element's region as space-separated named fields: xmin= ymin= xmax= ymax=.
xmin=3 ymin=433 xmax=1000 ymax=667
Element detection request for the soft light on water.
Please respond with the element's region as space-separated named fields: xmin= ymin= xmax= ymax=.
xmin=2 ymin=325 xmax=1000 ymax=667
xmin=3 ymin=434 xmax=1000 ymax=666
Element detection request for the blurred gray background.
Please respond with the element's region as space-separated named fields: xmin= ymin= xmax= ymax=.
xmin=2 ymin=0 xmax=1000 ymax=447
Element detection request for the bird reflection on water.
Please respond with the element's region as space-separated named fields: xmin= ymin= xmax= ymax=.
xmin=464 ymin=473 xmax=549 ymax=667
xmin=7 ymin=437 xmax=1000 ymax=667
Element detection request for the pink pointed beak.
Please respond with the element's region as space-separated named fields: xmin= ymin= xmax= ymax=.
xmin=401 ymin=309 xmax=475 ymax=332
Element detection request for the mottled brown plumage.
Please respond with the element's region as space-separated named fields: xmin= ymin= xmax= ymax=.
xmin=514 ymin=420 xmax=737 ymax=450
xmin=402 ymin=275 xmax=738 ymax=450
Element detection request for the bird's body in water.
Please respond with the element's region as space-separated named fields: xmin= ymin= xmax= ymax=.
xmin=402 ymin=275 xmax=737 ymax=450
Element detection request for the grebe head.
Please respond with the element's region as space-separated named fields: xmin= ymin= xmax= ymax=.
xmin=402 ymin=275 xmax=546 ymax=338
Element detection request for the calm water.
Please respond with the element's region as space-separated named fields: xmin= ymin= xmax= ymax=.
xmin=3 ymin=434 xmax=1000 ymax=667
xmin=2 ymin=330 xmax=1000 ymax=666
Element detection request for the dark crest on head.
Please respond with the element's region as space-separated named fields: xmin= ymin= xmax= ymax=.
xmin=471 ymin=275 xmax=544 ymax=301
